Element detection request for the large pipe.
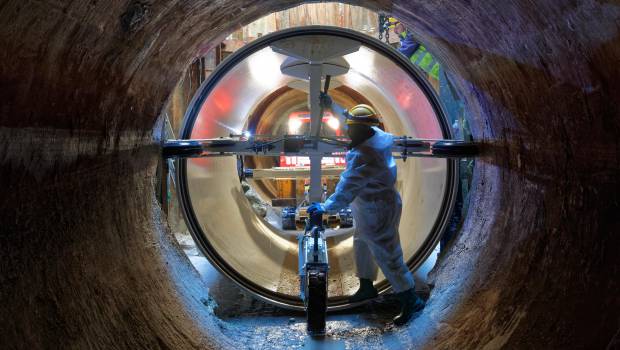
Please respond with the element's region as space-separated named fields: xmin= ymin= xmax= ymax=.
xmin=178 ymin=27 xmax=457 ymax=310
xmin=0 ymin=1 xmax=618 ymax=349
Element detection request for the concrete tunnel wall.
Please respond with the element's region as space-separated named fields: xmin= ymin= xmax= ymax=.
xmin=0 ymin=0 xmax=618 ymax=349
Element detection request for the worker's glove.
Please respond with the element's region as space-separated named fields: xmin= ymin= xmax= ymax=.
xmin=319 ymin=92 xmax=333 ymax=108
xmin=307 ymin=202 xmax=326 ymax=217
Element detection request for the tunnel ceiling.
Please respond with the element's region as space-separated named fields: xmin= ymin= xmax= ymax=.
xmin=1 ymin=1 xmax=619 ymax=349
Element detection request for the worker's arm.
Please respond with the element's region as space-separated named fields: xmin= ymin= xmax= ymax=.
xmin=320 ymin=92 xmax=347 ymax=127
xmin=330 ymin=101 xmax=347 ymax=126
xmin=324 ymin=151 xmax=370 ymax=212
xmin=398 ymin=32 xmax=420 ymax=58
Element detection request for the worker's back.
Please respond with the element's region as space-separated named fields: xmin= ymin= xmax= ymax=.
xmin=351 ymin=126 xmax=398 ymax=203
xmin=323 ymin=126 xmax=399 ymax=213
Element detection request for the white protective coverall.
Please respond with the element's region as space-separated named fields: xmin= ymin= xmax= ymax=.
xmin=324 ymin=127 xmax=415 ymax=293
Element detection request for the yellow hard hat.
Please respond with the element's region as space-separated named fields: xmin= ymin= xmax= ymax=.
xmin=387 ymin=17 xmax=399 ymax=28
xmin=344 ymin=104 xmax=381 ymax=126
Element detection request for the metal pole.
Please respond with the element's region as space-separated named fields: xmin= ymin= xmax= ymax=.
xmin=308 ymin=63 xmax=323 ymax=203
xmin=160 ymin=121 xmax=169 ymax=215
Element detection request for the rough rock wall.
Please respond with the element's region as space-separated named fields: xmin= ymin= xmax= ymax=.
xmin=0 ymin=0 xmax=618 ymax=349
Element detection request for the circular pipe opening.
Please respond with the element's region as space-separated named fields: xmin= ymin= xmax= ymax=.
xmin=176 ymin=26 xmax=459 ymax=310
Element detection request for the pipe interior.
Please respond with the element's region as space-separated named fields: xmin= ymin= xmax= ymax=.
xmin=1 ymin=1 xmax=618 ymax=349
xmin=184 ymin=33 xmax=452 ymax=307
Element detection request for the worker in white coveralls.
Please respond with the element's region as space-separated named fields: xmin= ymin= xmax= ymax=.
xmin=307 ymin=95 xmax=425 ymax=326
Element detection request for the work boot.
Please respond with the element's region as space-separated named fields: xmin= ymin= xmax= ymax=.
xmin=393 ymin=288 xmax=425 ymax=326
xmin=348 ymin=278 xmax=378 ymax=303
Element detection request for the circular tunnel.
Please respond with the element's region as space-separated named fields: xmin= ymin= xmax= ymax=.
xmin=177 ymin=27 xmax=458 ymax=310
xmin=1 ymin=1 xmax=619 ymax=349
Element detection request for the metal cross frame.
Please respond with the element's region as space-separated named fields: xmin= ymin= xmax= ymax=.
xmin=163 ymin=35 xmax=478 ymax=199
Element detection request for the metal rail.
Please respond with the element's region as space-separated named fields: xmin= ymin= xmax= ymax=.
xmin=163 ymin=136 xmax=478 ymax=159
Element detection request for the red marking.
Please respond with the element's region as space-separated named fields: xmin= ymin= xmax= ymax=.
xmin=279 ymin=155 xmax=346 ymax=167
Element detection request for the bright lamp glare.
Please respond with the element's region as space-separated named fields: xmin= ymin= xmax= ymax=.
xmin=327 ymin=117 xmax=340 ymax=130
xmin=288 ymin=118 xmax=303 ymax=134
xmin=248 ymin=48 xmax=283 ymax=89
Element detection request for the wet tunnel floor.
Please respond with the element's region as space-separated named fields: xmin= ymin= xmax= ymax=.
xmin=177 ymin=233 xmax=428 ymax=349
